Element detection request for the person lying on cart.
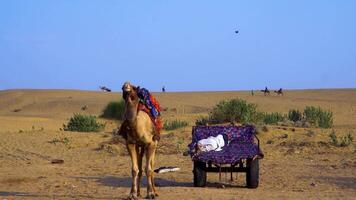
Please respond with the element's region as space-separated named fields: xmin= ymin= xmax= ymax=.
xmin=195 ymin=130 xmax=264 ymax=157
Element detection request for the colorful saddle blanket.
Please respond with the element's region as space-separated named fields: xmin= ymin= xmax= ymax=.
xmin=137 ymin=87 xmax=162 ymax=132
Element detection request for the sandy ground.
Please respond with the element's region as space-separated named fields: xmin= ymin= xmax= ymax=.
xmin=0 ymin=89 xmax=355 ymax=200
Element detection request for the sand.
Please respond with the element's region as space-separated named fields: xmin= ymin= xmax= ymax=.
xmin=0 ymin=89 xmax=355 ymax=199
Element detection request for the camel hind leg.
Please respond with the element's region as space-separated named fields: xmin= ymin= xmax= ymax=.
xmin=150 ymin=150 xmax=158 ymax=197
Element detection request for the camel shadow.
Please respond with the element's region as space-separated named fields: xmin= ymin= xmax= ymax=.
xmin=72 ymin=176 xmax=192 ymax=188
xmin=0 ymin=191 xmax=37 ymax=197
xmin=72 ymin=175 xmax=247 ymax=189
xmin=0 ymin=190 xmax=119 ymax=199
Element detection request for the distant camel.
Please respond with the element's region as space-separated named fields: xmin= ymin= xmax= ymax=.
xmin=274 ymin=88 xmax=284 ymax=96
xmin=119 ymin=82 xmax=158 ymax=199
xmin=99 ymin=86 xmax=111 ymax=92
xmin=260 ymin=87 xmax=270 ymax=96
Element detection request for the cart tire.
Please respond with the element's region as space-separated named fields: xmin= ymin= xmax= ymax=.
xmin=193 ymin=161 xmax=207 ymax=187
xmin=246 ymin=158 xmax=259 ymax=188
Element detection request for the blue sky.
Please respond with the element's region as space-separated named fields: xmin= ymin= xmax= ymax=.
xmin=1 ymin=1 xmax=355 ymax=92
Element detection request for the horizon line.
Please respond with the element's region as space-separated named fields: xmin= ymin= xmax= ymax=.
xmin=1 ymin=87 xmax=356 ymax=93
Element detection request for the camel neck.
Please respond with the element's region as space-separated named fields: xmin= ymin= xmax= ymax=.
xmin=125 ymin=101 xmax=138 ymax=121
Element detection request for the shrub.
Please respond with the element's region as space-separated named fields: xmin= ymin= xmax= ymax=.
xmin=304 ymin=106 xmax=333 ymax=128
xmin=317 ymin=110 xmax=333 ymax=128
xmin=49 ymin=137 xmax=70 ymax=145
xmin=304 ymin=106 xmax=319 ymax=125
xmin=288 ymin=109 xmax=302 ymax=122
xmin=101 ymin=100 xmax=125 ymax=120
xmin=195 ymin=116 xmax=220 ymax=126
xmin=339 ymin=133 xmax=353 ymax=147
xmin=195 ymin=99 xmax=266 ymax=125
xmin=63 ymin=114 xmax=105 ymax=132
xmin=329 ymin=130 xmax=353 ymax=147
xmin=329 ymin=129 xmax=338 ymax=145
xmin=263 ymin=112 xmax=285 ymax=124
xmin=164 ymin=120 xmax=188 ymax=130
xmin=209 ymin=98 xmax=262 ymax=124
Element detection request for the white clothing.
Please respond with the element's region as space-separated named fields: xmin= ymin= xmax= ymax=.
xmin=197 ymin=134 xmax=225 ymax=152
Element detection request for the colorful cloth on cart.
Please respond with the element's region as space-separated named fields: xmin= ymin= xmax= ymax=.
xmin=188 ymin=125 xmax=263 ymax=164
xmin=137 ymin=87 xmax=162 ymax=132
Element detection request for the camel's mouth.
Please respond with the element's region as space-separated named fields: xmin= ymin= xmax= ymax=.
xmin=123 ymin=87 xmax=131 ymax=92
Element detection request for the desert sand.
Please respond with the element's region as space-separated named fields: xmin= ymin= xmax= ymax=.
xmin=0 ymin=89 xmax=355 ymax=200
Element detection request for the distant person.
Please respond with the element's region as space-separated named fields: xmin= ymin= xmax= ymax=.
xmin=251 ymin=90 xmax=254 ymax=96
xmin=162 ymin=86 xmax=166 ymax=93
xmin=260 ymin=87 xmax=270 ymax=96
xmin=274 ymin=88 xmax=284 ymax=96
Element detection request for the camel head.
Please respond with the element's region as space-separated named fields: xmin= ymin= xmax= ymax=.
xmin=122 ymin=82 xmax=139 ymax=121
xmin=122 ymin=82 xmax=132 ymax=93
xmin=122 ymin=82 xmax=138 ymax=101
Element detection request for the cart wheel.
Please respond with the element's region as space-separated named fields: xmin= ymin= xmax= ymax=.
xmin=193 ymin=161 xmax=206 ymax=187
xmin=246 ymin=158 xmax=259 ymax=188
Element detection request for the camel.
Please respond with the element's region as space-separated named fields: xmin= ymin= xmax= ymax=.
xmin=99 ymin=86 xmax=111 ymax=92
xmin=274 ymin=88 xmax=284 ymax=96
xmin=260 ymin=87 xmax=270 ymax=96
xmin=119 ymin=82 xmax=158 ymax=200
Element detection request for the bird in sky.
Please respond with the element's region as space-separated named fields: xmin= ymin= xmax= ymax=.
xmin=235 ymin=30 xmax=239 ymax=34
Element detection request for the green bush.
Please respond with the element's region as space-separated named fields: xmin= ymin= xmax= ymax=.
xmin=164 ymin=120 xmax=188 ymax=130
xmin=288 ymin=109 xmax=302 ymax=122
xmin=304 ymin=106 xmax=319 ymax=125
xmin=195 ymin=98 xmax=266 ymax=125
xmin=329 ymin=130 xmax=353 ymax=147
xmin=263 ymin=112 xmax=285 ymax=124
xmin=340 ymin=133 xmax=353 ymax=147
xmin=209 ymin=98 xmax=262 ymax=124
xmin=101 ymin=100 xmax=125 ymax=120
xmin=63 ymin=114 xmax=105 ymax=132
xmin=304 ymin=106 xmax=333 ymax=128
xmin=318 ymin=110 xmax=333 ymax=128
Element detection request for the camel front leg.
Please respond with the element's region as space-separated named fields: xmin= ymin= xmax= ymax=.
xmin=145 ymin=142 xmax=158 ymax=199
xmin=136 ymin=146 xmax=145 ymax=198
xmin=126 ymin=143 xmax=139 ymax=200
